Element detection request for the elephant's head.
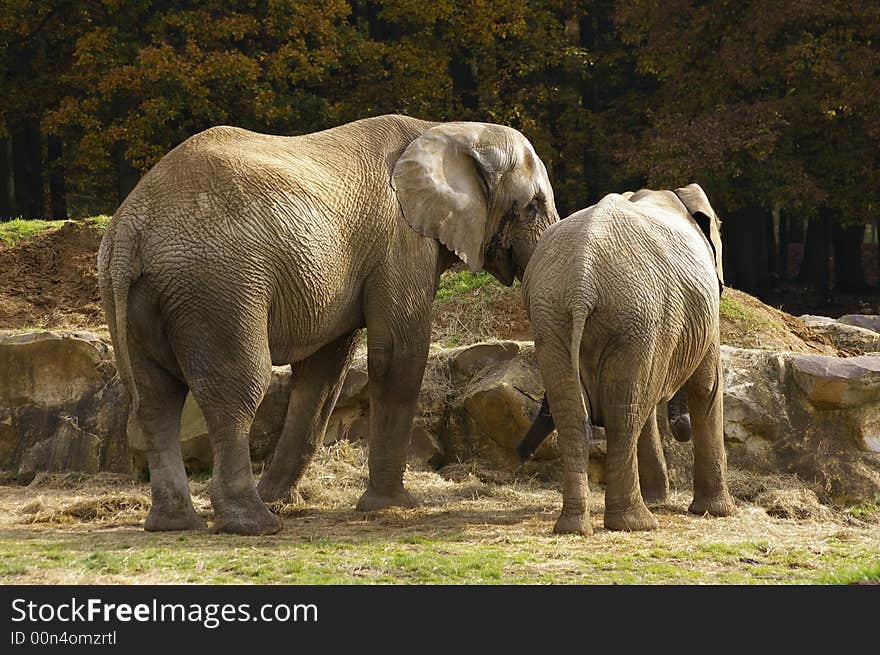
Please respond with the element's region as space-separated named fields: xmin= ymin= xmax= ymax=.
xmin=392 ymin=122 xmax=559 ymax=285
xmin=673 ymin=183 xmax=724 ymax=289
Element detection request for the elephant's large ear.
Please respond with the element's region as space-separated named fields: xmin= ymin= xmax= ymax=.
xmin=392 ymin=123 xmax=507 ymax=271
xmin=674 ymin=183 xmax=724 ymax=286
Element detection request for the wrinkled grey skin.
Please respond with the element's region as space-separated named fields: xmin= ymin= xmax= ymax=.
xmin=521 ymin=184 xmax=736 ymax=536
xmin=98 ymin=114 xmax=558 ymax=535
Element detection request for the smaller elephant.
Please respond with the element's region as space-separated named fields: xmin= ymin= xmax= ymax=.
xmin=520 ymin=184 xmax=737 ymax=535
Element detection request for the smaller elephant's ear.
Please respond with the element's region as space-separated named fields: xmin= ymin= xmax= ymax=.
xmin=674 ymin=183 xmax=725 ymax=286
xmin=392 ymin=123 xmax=505 ymax=271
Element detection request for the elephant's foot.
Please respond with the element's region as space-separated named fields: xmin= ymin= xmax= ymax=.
xmin=144 ymin=505 xmax=206 ymax=532
xmin=212 ymin=503 xmax=282 ymax=535
xmin=257 ymin=474 xmax=295 ymax=504
xmin=689 ymin=491 xmax=737 ymax=517
xmin=604 ymin=502 xmax=659 ymax=532
xmin=553 ymin=511 xmax=593 ymax=536
xmin=356 ymin=485 xmax=419 ymax=512
xmin=641 ymin=488 xmax=669 ymax=507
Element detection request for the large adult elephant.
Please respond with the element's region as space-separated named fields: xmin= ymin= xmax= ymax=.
xmin=98 ymin=114 xmax=559 ymax=535
xmin=519 ymin=184 xmax=736 ymax=536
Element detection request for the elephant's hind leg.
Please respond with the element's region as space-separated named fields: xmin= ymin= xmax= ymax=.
xmin=685 ymin=346 xmax=737 ymax=518
xmin=258 ymin=331 xmax=360 ymax=503
xmin=638 ymin=409 xmax=669 ymax=506
xmin=176 ymin=325 xmax=282 ymax=536
xmin=129 ymin=350 xmax=205 ymax=532
xmin=533 ymin=329 xmax=592 ymax=536
xmin=602 ymin=377 xmax=659 ymax=532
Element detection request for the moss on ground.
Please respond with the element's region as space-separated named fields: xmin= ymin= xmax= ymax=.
xmin=0 ymin=216 xmax=110 ymax=247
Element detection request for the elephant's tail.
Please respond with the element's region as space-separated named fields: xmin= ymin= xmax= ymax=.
xmin=569 ymin=303 xmax=589 ymax=422
xmin=99 ymin=217 xmax=142 ymax=415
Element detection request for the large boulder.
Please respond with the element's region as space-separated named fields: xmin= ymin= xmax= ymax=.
xmin=169 ymin=366 xmax=294 ymax=473
xmin=799 ymin=315 xmax=880 ymax=354
xmin=838 ymin=314 xmax=880 ymax=334
xmin=0 ymin=331 xmax=131 ymax=479
xmin=3 ymin=331 xmax=878 ymax=506
xmin=720 ymin=347 xmax=789 ymax=471
xmin=717 ymin=346 xmax=880 ymax=504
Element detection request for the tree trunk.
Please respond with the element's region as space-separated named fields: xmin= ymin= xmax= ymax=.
xmin=0 ymin=136 xmax=14 ymax=220
xmin=449 ymin=56 xmax=479 ymax=112
xmin=831 ymin=222 xmax=867 ymax=291
xmin=778 ymin=209 xmax=789 ymax=281
xmin=798 ymin=209 xmax=833 ymax=296
xmin=765 ymin=209 xmax=778 ymax=285
xmin=114 ymin=143 xmax=139 ymax=206
xmin=47 ymin=135 xmax=67 ymax=220
xmin=10 ymin=119 xmax=43 ymax=218
xmin=722 ymin=204 xmax=770 ymax=295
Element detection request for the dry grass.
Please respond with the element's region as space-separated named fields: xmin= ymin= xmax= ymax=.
xmin=2 ymin=442 xmax=879 ymax=584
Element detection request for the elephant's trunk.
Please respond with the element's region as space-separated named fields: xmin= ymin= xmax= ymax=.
xmin=666 ymin=387 xmax=693 ymax=442
xmin=516 ymin=392 xmax=555 ymax=462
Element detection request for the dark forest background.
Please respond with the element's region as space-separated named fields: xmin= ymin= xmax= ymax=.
xmin=2 ymin=1 xmax=878 ymax=313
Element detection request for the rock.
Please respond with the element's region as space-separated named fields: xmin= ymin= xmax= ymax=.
xmin=799 ymin=314 xmax=836 ymax=327
xmin=717 ymin=347 xmax=880 ymax=502
xmin=789 ymin=355 xmax=880 ymax=409
xmin=456 ymin=345 xmax=546 ymax=466
xmin=787 ymin=354 xmax=880 ymax=454
xmin=798 ymin=314 xmax=880 ymax=353
xmin=838 ymin=314 xmax=880 ymax=334
xmin=3 ymin=330 xmax=878 ymax=506
xmin=449 ymin=341 xmax=522 ymax=379
xmin=0 ymin=331 xmax=131 ymax=479
xmin=171 ymin=366 xmax=294 ymax=473
xmin=720 ymin=346 xmax=789 ymax=472
xmin=0 ymin=331 xmax=114 ymax=408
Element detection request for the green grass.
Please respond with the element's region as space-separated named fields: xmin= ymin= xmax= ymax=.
xmin=0 ymin=215 xmax=111 ymax=246
xmin=435 ymin=270 xmax=497 ymax=304
xmin=1 ymin=530 xmax=877 ymax=585
xmin=720 ymin=295 xmax=779 ymax=336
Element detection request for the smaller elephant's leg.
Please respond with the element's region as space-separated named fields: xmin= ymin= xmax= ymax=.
xmin=602 ymin=387 xmax=658 ymax=532
xmin=131 ymin=353 xmax=205 ymax=532
xmin=534 ymin=333 xmax=592 ymax=536
xmin=638 ymin=409 xmax=669 ymax=505
xmin=686 ymin=346 xmax=737 ymax=517
xmin=355 ymin=312 xmax=430 ymax=512
xmin=258 ymin=331 xmax=359 ymax=502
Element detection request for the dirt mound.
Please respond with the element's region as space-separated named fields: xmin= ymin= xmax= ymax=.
xmin=0 ymin=220 xmax=105 ymax=330
xmin=432 ymin=282 xmax=532 ymax=345
xmin=0 ymin=220 xmax=852 ymax=357
xmin=432 ymin=280 xmax=845 ymax=354
xmin=719 ymin=287 xmax=840 ymax=354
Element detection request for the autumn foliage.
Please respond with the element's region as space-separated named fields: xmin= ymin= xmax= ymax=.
xmin=1 ymin=1 xmax=878 ymax=298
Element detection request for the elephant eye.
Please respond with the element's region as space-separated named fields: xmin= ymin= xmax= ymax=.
xmin=525 ymin=197 xmax=541 ymax=220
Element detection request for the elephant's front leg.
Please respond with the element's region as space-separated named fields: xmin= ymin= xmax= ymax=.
xmin=355 ymin=311 xmax=430 ymax=512
xmin=258 ymin=332 xmax=360 ymax=503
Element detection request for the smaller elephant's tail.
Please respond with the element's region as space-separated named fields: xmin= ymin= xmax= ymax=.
xmin=569 ymin=303 xmax=589 ymax=422
xmin=99 ymin=217 xmax=142 ymax=415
